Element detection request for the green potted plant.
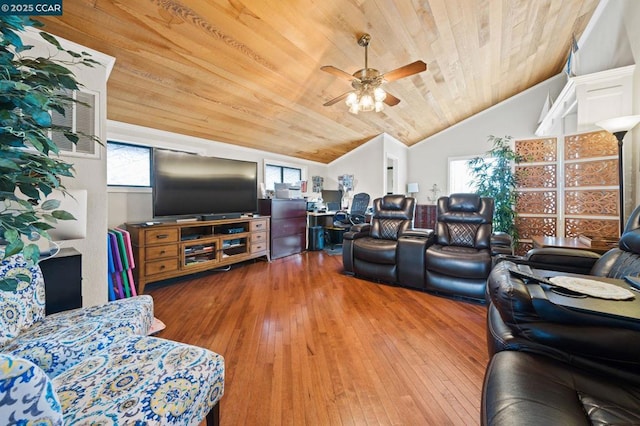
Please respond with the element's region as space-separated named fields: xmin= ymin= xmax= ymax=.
xmin=0 ymin=16 xmax=97 ymax=290
xmin=468 ymin=135 xmax=524 ymax=247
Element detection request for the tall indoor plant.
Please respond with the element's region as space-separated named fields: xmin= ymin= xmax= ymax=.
xmin=467 ymin=135 xmax=524 ymax=246
xmin=0 ymin=16 xmax=97 ymax=290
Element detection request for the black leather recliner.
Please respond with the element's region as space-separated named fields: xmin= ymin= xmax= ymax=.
xmin=424 ymin=194 xmax=494 ymax=300
xmin=482 ymin=206 xmax=640 ymax=425
xmin=483 ymin=350 xmax=640 ymax=426
xmin=483 ymin=257 xmax=640 ymax=425
xmin=342 ymin=195 xmax=416 ymax=283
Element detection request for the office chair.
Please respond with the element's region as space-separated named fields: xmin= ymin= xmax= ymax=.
xmin=332 ymin=193 xmax=370 ymax=229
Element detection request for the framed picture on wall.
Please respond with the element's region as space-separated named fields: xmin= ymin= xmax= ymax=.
xmin=338 ymin=174 xmax=354 ymax=191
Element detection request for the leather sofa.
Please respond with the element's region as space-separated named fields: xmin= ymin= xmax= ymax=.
xmin=488 ymin=204 xmax=640 ymax=356
xmin=486 ymin=260 xmax=640 ymax=374
xmin=424 ymin=194 xmax=494 ymax=300
xmin=342 ymin=194 xmax=418 ymax=284
xmin=482 ymin=210 xmax=640 ymax=425
xmin=343 ymin=193 xmax=503 ymax=302
xmin=483 ymin=350 xmax=640 ymax=425
xmin=483 ymin=260 xmax=640 ymax=425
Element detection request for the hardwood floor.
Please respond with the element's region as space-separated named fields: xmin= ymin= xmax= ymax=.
xmin=148 ymin=251 xmax=489 ymax=425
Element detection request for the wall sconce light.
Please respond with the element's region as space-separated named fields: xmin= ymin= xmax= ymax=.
xmin=407 ymin=182 xmax=419 ymax=198
xmin=596 ymin=115 xmax=640 ymax=235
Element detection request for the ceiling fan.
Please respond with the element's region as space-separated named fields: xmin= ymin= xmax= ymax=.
xmin=321 ymin=33 xmax=427 ymax=114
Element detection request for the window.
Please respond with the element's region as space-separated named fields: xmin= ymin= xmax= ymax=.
xmin=50 ymin=89 xmax=98 ymax=157
xmin=107 ymin=141 xmax=152 ymax=187
xmin=265 ymin=164 xmax=302 ymax=190
xmin=448 ymin=156 xmax=498 ymax=194
xmin=448 ymin=157 xmax=476 ymax=194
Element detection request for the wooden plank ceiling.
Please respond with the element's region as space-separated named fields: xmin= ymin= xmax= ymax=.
xmin=39 ymin=0 xmax=599 ymax=164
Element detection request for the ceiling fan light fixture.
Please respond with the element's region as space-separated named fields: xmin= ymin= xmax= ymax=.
xmin=359 ymin=91 xmax=375 ymax=111
xmin=345 ymin=86 xmax=383 ymax=114
xmin=325 ymin=33 xmax=426 ymax=114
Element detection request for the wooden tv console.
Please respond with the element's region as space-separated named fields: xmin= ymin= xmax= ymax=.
xmin=126 ymin=216 xmax=270 ymax=294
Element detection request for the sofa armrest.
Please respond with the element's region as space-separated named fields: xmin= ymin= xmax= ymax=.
xmin=491 ymin=232 xmax=513 ymax=256
xmin=343 ymin=223 xmax=371 ymax=240
xmin=523 ymin=248 xmax=600 ymax=275
xmin=402 ymin=228 xmax=434 ymax=239
xmin=397 ymin=232 xmax=433 ymax=290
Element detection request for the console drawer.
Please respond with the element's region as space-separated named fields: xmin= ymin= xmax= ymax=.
xmin=145 ymin=244 xmax=178 ymax=260
xmin=250 ymin=219 xmax=268 ymax=232
xmin=251 ymin=231 xmax=267 ymax=243
xmin=145 ymin=258 xmax=179 ymax=276
xmin=145 ymin=228 xmax=179 ymax=245
xmin=251 ymin=242 xmax=267 ymax=253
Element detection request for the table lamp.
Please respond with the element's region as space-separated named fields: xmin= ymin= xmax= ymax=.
xmin=407 ymin=182 xmax=419 ymax=198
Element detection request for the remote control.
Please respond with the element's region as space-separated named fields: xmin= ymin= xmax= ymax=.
xmin=508 ymin=267 xmax=555 ymax=286
xmin=624 ymin=275 xmax=640 ymax=290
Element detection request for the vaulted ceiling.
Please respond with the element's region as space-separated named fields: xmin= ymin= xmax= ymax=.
xmin=39 ymin=0 xmax=600 ymax=163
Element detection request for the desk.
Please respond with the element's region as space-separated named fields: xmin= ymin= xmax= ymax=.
xmin=307 ymin=211 xmax=338 ymax=228
xmin=531 ymin=236 xmax=611 ymax=255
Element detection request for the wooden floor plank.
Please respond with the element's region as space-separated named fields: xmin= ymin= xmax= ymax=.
xmin=149 ymin=251 xmax=488 ymax=425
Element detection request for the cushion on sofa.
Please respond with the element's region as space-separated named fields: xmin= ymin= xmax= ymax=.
xmin=2 ymin=295 xmax=154 ymax=377
xmin=426 ymin=245 xmax=492 ymax=279
xmin=353 ymin=237 xmax=399 ymax=264
xmin=0 ymin=353 xmax=63 ymax=425
xmin=0 ymin=255 xmax=45 ymax=346
xmin=483 ymin=350 xmax=640 ymax=426
xmin=53 ymin=335 xmax=224 ymax=425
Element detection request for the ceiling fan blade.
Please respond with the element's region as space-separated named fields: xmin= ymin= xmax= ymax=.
xmin=383 ymin=92 xmax=401 ymax=106
xmin=323 ymin=92 xmax=352 ymax=107
xmin=383 ymin=60 xmax=427 ymax=82
xmin=321 ymin=65 xmax=359 ymax=82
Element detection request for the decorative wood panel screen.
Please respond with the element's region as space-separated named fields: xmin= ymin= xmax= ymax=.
xmin=563 ymin=131 xmax=619 ymax=237
xmin=514 ymin=131 xmax=619 ymax=255
xmin=515 ymin=138 xmax=558 ymax=255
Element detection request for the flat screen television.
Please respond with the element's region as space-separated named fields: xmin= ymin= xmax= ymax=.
xmin=153 ymin=149 xmax=258 ymax=219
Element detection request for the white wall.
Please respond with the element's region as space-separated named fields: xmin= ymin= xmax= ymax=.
xmin=326 ymin=134 xmax=384 ymax=206
xmin=407 ymin=75 xmax=566 ymax=204
xmin=107 ymin=121 xmax=327 ymax=227
xmin=21 ymin=29 xmax=114 ymax=307
xmin=383 ymin=134 xmax=409 ymax=196
xmin=323 ymin=133 xmax=410 ymax=207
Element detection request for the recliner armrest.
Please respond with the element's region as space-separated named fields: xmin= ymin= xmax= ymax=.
xmin=401 ymin=228 xmax=434 ymax=239
xmin=343 ymin=223 xmax=371 ymax=240
xmin=523 ymin=248 xmax=600 ymax=275
xmin=397 ymin=232 xmax=433 ymax=289
xmin=491 ymin=232 xmax=513 ymax=255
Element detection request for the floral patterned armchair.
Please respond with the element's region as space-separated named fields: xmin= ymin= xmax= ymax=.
xmin=0 ymin=254 xmax=224 ymax=424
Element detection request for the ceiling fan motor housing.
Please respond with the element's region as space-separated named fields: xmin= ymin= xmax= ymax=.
xmin=351 ymin=68 xmax=382 ymax=90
